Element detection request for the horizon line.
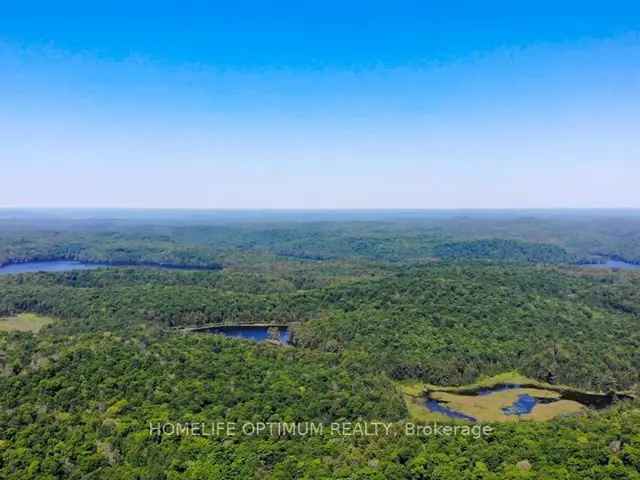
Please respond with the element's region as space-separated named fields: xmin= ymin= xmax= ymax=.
xmin=1 ymin=207 xmax=639 ymax=212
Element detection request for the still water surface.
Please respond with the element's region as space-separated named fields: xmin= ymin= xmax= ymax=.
xmin=580 ymin=260 xmax=640 ymax=270
xmin=0 ymin=260 xmax=109 ymax=275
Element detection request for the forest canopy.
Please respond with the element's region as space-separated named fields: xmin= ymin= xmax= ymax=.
xmin=2 ymin=212 xmax=640 ymax=479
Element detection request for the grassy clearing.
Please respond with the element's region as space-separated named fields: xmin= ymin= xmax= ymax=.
xmin=525 ymin=400 xmax=587 ymax=421
xmin=396 ymin=379 xmax=427 ymax=397
xmin=0 ymin=313 xmax=55 ymax=333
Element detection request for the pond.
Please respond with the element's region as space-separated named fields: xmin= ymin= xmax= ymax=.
xmin=425 ymin=399 xmax=477 ymax=422
xmin=0 ymin=260 xmax=110 ymax=275
xmin=502 ymin=394 xmax=538 ymax=415
xmin=201 ymin=325 xmax=291 ymax=344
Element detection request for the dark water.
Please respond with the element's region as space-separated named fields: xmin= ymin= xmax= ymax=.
xmin=502 ymin=394 xmax=538 ymax=415
xmin=208 ymin=326 xmax=290 ymax=344
xmin=425 ymin=399 xmax=477 ymax=422
xmin=0 ymin=260 xmax=110 ymax=275
xmin=580 ymin=260 xmax=640 ymax=270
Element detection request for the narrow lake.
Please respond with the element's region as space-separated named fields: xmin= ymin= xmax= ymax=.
xmin=580 ymin=260 xmax=640 ymax=270
xmin=0 ymin=260 xmax=110 ymax=275
xmin=0 ymin=260 xmax=221 ymax=275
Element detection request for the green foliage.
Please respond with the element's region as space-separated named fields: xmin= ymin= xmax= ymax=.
xmin=2 ymin=215 xmax=640 ymax=479
xmin=2 ymin=328 xmax=640 ymax=479
xmin=2 ymin=264 xmax=640 ymax=390
xmin=3 ymin=211 xmax=640 ymax=266
xmin=292 ymin=265 xmax=640 ymax=390
xmin=433 ymin=239 xmax=575 ymax=263
xmin=0 ymin=330 xmax=404 ymax=479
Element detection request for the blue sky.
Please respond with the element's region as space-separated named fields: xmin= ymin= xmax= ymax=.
xmin=1 ymin=2 xmax=639 ymax=208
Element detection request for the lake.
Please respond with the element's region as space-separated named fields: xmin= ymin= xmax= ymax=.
xmin=580 ymin=259 xmax=640 ymax=270
xmin=0 ymin=260 xmax=110 ymax=275
xmin=0 ymin=260 xmax=221 ymax=275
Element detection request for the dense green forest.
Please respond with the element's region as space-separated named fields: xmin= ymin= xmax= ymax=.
xmin=2 ymin=212 xmax=640 ymax=479
xmin=2 ymin=328 xmax=640 ymax=479
xmin=432 ymin=239 xmax=575 ymax=263
xmin=2 ymin=210 xmax=640 ymax=267
xmin=2 ymin=263 xmax=640 ymax=390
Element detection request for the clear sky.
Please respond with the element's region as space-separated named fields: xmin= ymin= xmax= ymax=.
xmin=1 ymin=2 xmax=639 ymax=209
